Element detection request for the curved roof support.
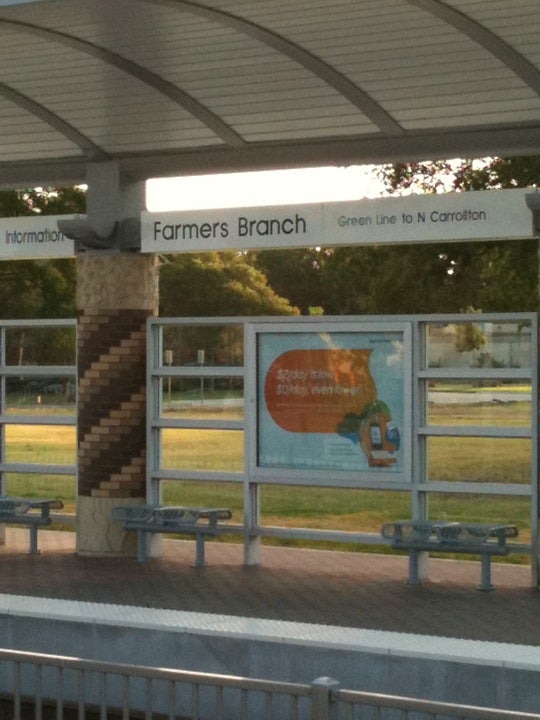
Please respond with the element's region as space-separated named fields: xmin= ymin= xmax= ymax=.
xmin=143 ymin=0 xmax=405 ymax=136
xmin=0 ymin=81 xmax=109 ymax=160
xmin=0 ymin=18 xmax=246 ymax=147
xmin=406 ymin=0 xmax=540 ymax=95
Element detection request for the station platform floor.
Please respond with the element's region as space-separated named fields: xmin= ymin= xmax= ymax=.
xmin=0 ymin=527 xmax=537 ymax=647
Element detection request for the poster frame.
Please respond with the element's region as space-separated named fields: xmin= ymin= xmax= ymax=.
xmin=246 ymin=319 xmax=413 ymax=489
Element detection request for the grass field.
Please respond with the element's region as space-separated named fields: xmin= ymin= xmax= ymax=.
xmin=2 ymin=398 xmax=534 ymax=554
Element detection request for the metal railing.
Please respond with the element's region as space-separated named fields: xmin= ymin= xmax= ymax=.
xmin=1 ymin=648 xmax=539 ymax=720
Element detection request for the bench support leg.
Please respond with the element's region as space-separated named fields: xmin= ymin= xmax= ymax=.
xmin=28 ymin=525 xmax=39 ymax=555
xmin=408 ymin=549 xmax=420 ymax=584
xmin=194 ymin=533 xmax=205 ymax=568
xmin=407 ymin=549 xmax=430 ymax=584
xmin=479 ymin=553 xmax=495 ymax=591
xmin=137 ymin=530 xmax=148 ymax=563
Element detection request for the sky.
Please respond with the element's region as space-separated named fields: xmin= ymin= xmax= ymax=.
xmin=145 ymin=165 xmax=385 ymax=212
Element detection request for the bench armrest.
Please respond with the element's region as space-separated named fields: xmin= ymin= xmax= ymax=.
xmin=381 ymin=520 xmax=458 ymax=542
xmin=382 ymin=520 xmax=519 ymax=547
xmin=112 ymin=505 xmax=157 ymax=522
xmin=0 ymin=497 xmax=63 ymax=519
xmin=112 ymin=504 xmax=233 ymax=528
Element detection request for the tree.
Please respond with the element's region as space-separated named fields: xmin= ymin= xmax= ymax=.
xmin=251 ymin=248 xmax=327 ymax=315
xmin=159 ymin=251 xmax=299 ymax=317
xmin=384 ymin=157 xmax=540 ymax=193
xmin=378 ymin=157 xmax=539 ymax=313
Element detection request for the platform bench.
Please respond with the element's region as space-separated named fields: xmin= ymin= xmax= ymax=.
xmin=0 ymin=497 xmax=64 ymax=554
xmin=381 ymin=520 xmax=519 ymax=591
xmin=112 ymin=505 xmax=233 ymax=566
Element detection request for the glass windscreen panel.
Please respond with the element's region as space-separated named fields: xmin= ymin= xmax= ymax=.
xmin=427 ymin=493 xmax=529 ymax=542
xmin=5 ymin=472 xmax=76 ymax=510
xmin=4 ymin=375 xmax=76 ymax=413
xmin=260 ymin=486 xmax=411 ymax=533
xmin=161 ymin=324 xmax=244 ymax=367
xmin=4 ymin=424 xmax=76 ymax=465
xmin=160 ymin=377 xmax=243 ymax=420
xmin=427 ymin=436 xmax=531 ymax=484
xmin=161 ymin=428 xmax=244 ymax=472
xmin=426 ymin=320 xmax=532 ymax=370
xmin=5 ymin=326 xmax=76 ymax=366
xmin=427 ymin=380 xmax=531 ymax=427
xmin=161 ymin=479 xmax=244 ymax=521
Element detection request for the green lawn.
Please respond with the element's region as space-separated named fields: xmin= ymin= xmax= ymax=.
xmin=2 ymin=398 xmax=534 ymax=555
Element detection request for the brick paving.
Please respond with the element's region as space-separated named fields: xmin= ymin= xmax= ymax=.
xmin=0 ymin=528 xmax=538 ymax=645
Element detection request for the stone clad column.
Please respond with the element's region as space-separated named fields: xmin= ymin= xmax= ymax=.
xmin=76 ymin=253 xmax=158 ymax=555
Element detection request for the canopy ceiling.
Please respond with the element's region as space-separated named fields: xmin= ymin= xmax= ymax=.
xmin=0 ymin=0 xmax=539 ymax=187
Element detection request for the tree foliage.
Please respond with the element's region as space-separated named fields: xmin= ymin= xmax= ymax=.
xmin=379 ymin=156 xmax=539 ymax=313
xmin=255 ymin=156 xmax=539 ymax=315
xmin=251 ymin=248 xmax=326 ymax=315
xmin=384 ymin=156 xmax=540 ymax=193
xmin=159 ymin=252 xmax=299 ymax=317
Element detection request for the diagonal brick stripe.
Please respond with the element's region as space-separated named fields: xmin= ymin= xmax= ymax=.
xmin=78 ymin=389 xmax=146 ymax=497
xmin=77 ymin=308 xmax=151 ymax=497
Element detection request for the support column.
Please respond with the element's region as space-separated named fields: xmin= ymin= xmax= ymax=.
xmin=76 ymin=253 xmax=158 ymax=556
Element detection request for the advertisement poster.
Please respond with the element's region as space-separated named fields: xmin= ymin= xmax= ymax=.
xmin=257 ymin=328 xmax=408 ymax=476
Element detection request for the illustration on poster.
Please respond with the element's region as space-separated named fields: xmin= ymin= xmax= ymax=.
xmin=264 ymin=347 xmax=401 ymax=469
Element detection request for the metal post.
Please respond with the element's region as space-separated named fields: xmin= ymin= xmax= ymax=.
xmin=194 ymin=532 xmax=206 ymax=567
xmin=198 ymin=349 xmax=205 ymax=405
xmin=408 ymin=548 xmax=420 ymax=584
xmin=311 ymin=677 xmax=340 ymax=720
xmin=164 ymin=349 xmax=173 ymax=407
xmin=29 ymin=524 xmax=39 ymax=555
xmin=244 ymin=481 xmax=261 ymax=565
xmin=137 ymin=530 xmax=147 ymax=563
xmin=478 ymin=553 xmax=494 ymax=591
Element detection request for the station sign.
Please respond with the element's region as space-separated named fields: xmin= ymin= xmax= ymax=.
xmin=0 ymin=188 xmax=536 ymax=259
xmin=141 ymin=188 xmax=535 ymax=253
xmin=0 ymin=215 xmax=75 ymax=260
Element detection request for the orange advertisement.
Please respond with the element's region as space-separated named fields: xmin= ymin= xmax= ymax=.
xmin=264 ymin=348 xmax=376 ymax=433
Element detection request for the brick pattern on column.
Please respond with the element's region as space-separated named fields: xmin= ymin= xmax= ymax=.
xmin=78 ymin=308 xmax=150 ymax=498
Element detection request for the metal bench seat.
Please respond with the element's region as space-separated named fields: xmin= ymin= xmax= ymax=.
xmin=112 ymin=504 xmax=232 ymax=566
xmin=381 ymin=520 xmax=519 ymax=591
xmin=0 ymin=497 xmax=64 ymax=554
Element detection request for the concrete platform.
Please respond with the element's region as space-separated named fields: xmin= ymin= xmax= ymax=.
xmin=0 ymin=527 xmax=537 ymax=645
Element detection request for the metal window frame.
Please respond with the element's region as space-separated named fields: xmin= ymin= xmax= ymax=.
xmin=146 ymin=312 xmax=538 ymax=579
xmin=0 ymin=319 xmax=77 ymax=495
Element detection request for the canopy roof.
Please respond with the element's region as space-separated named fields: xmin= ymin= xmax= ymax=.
xmin=0 ymin=0 xmax=539 ymax=187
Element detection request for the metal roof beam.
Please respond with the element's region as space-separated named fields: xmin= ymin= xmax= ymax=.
xmin=2 ymin=119 xmax=540 ymax=188
xmin=141 ymin=0 xmax=405 ymax=136
xmin=0 ymin=18 xmax=245 ymax=147
xmin=0 ymin=81 xmax=108 ymax=161
xmin=407 ymin=0 xmax=540 ymax=95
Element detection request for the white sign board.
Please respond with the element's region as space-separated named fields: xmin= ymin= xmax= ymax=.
xmin=141 ymin=188 xmax=534 ymax=254
xmin=0 ymin=216 xmax=75 ymax=259
xmin=142 ymin=203 xmax=323 ymax=253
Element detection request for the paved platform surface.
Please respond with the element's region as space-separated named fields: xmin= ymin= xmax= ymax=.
xmin=0 ymin=528 xmax=538 ymax=645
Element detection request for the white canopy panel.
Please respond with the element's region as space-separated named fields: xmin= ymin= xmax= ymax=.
xmin=0 ymin=0 xmax=539 ymax=186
